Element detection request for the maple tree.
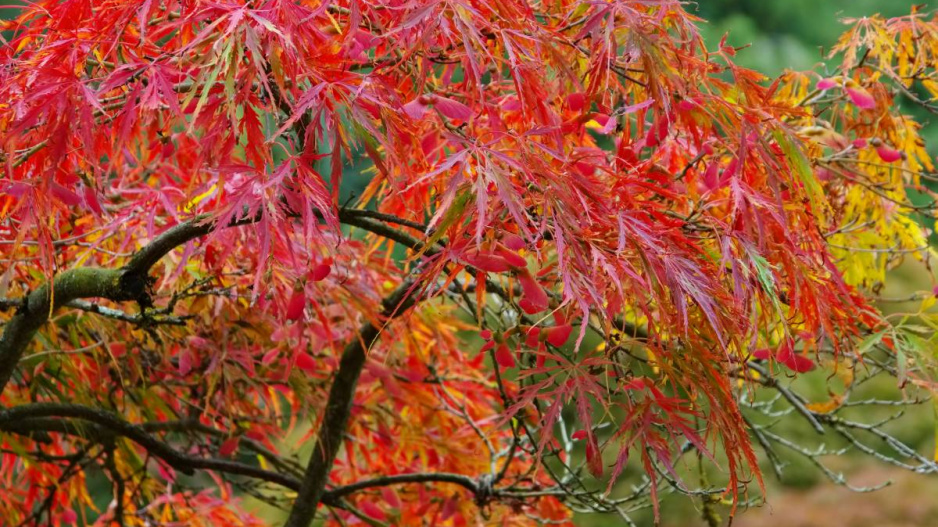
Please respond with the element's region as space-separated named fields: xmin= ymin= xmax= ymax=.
xmin=2 ymin=1 xmax=938 ymax=525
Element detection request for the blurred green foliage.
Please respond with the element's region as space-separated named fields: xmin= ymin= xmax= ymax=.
xmin=694 ymin=1 xmax=927 ymax=74
xmin=693 ymin=1 xmax=938 ymax=156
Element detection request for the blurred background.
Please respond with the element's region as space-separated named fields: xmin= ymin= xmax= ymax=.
xmin=697 ymin=1 xmax=919 ymax=73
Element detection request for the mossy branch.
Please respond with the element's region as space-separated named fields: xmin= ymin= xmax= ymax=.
xmin=0 ymin=216 xmax=216 ymax=398
xmin=0 ymin=210 xmax=423 ymax=400
xmin=284 ymin=281 xmax=420 ymax=527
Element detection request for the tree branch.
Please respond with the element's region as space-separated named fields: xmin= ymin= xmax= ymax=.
xmin=0 ymin=208 xmax=444 ymax=524
xmin=284 ymin=281 xmax=422 ymax=527
xmin=122 ymin=215 xmax=213 ymax=275
xmin=337 ymin=211 xmax=432 ymax=253
xmin=0 ymin=268 xmax=125 ymax=397
xmin=324 ymin=472 xmax=479 ymax=502
xmin=0 ymin=297 xmax=22 ymax=311
xmin=0 ymin=404 xmax=543 ymax=511
xmin=0 ymin=404 xmax=303 ymax=492
xmin=0 ymin=209 xmax=425 ymax=400
xmin=65 ymin=299 xmax=189 ymax=326
xmin=338 ymin=208 xmax=426 ymax=232
xmin=0 ymin=214 xmax=221 ymax=398
xmin=142 ymin=418 xmax=304 ymax=477
xmin=0 ymin=403 xmax=197 ymax=474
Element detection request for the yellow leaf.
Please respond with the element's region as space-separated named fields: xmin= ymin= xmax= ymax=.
xmin=805 ymin=393 xmax=845 ymax=414
xmin=923 ymin=295 xmax=937 ymax=312
xmin=15 ymin=35 xmax=33 ymax=53
xmin=584 ymin=119 xmax=604 ymax=130
xmin=182 ymin=183 xmax=218 ymax=213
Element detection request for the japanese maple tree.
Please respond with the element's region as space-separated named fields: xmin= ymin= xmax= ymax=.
xmin=2 ymin=1 xmax=938 ymax=526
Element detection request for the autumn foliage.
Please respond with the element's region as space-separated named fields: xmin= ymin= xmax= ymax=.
xmin=1 ymin=1 xmax=938 ymax=526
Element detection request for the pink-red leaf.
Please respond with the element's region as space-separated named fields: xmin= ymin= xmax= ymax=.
xmin=545 ymin=324 xmax=573 ymax=347
xmin=876 ymin=146 xmax=902 ymax=163
xmin=219 ymin=436 xmax=240 ymax=457
xmin=361 ymin=501 xmax=387 ymax=521
xmin=464 ymin=252 xmax=512 ymax=273
xmin=777 ymin=343 xmax=815 ymax=373
xmin=494 ymin=343 xmax=516 ymax=368
xmin=286 ymin=290 xmax=306 ymax=321
xmin=434 ymin=96 xmax=472 ymax=120
xmin=295 ymin=352 xmax=317 ymax=374
xmin=846 ymin=86 xmax=876 ymax=109
xmin=310 ymin=258 xmax=333 ymax=282
xmin=517 ymin=269 xmax=549 ymax=314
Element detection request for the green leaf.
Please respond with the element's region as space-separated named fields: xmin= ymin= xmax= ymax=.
xmin=423 ymin=186 xmax=472 ymax=252
xmin=773 ymin=129 xmax=823 ymax=210
xmin=224 ymin=37 xmax=240 ymax=108
xmin=856 ymin=330 xmax=885 ymax=355
xmin=188 ymin=40 xmax=231 ymax=131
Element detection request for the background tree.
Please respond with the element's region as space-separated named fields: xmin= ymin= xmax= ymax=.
xmin=1 ymin=1 xmax=937 ymax=526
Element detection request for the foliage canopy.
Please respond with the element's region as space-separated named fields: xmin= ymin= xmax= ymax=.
xmin=2 ymin=1 xmax=938 ymax=526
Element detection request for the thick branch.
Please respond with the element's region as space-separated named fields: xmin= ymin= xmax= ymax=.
xmin=325 ymin=473 xmax=479 ymax=502
xmin=122 ymin=215 xmax=213 ymax=274
xmin=0 ymin=209 xmax=437 ymax=521
xmin=337 ymin=211 xmax=432 ymax=253
xmin=142 ymin=418 xmax=304 ymax=477
xmin=337 ymin=209 xmax=426 ymax=232
xmin=0 ymin=268 xmax=124 ymax=396
xmin=284 ymin=281 xmax=421 ymax=527
xmin=1 ymin=403 xmax=546 ymax=514
xmin=0 ymin=209 xmax=423 ymax=399
xmin=0 ymin=404 xmax=303 ymax=491
xmin=0 ymin=297 xmax=22 ymax=311
xmin=0 ymin=215 xmax=220 ymax=398
xmin=1 ymin=414 xmax=491 ymax=507
xmin=0 ymin=403 xmax=196 ymax=474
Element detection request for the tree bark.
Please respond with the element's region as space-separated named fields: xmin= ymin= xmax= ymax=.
xmin=0 ymin=218 xmax=217 ymax=399
xmin=284 ymin=282 xmax=418 ymax=527
xmin=0 ymin=268 xmax=124 ymax=395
